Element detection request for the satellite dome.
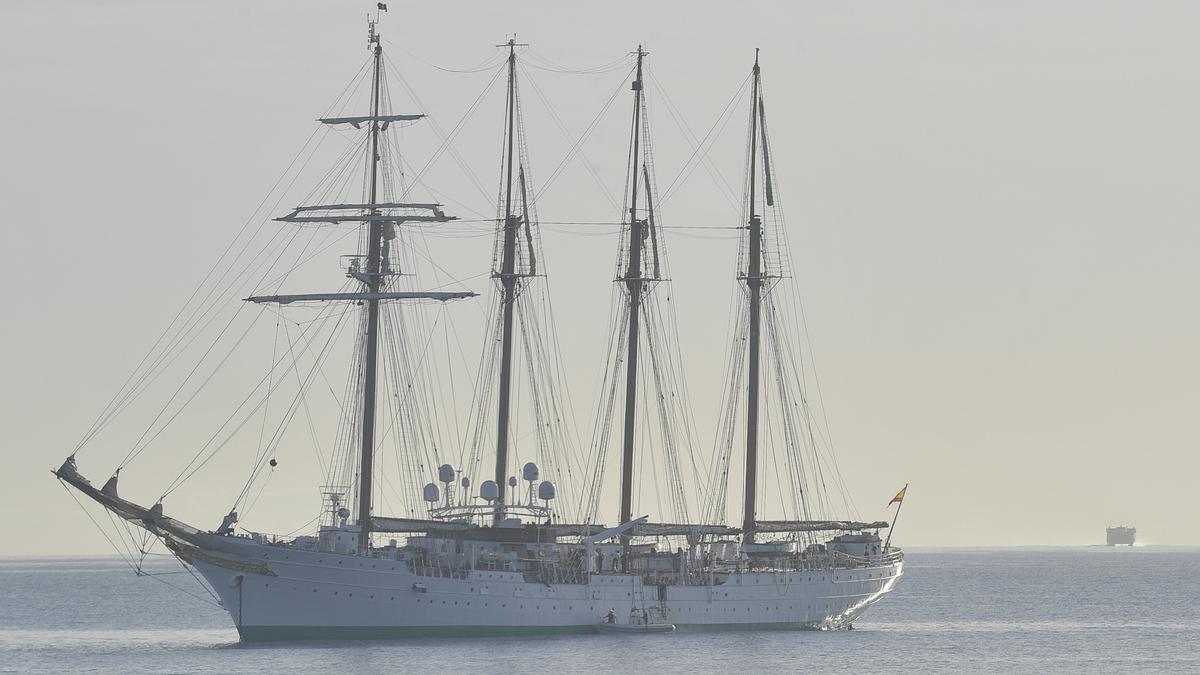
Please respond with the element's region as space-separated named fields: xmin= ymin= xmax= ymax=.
xmin=479 ymin=480 xmax=499 ymax=502
xmin=538 ymin=481 xmax=556 ymax=501
xmin=422 ymin=483 xmax=440 ymax=503
xmin=438 ymin=464 xmax=456 ymax=484
xmin=508 ymin=476 xmax=518 ymax=487
xmin=461 ymin=476 xmax=471 ymax=489
xmin=522 ymin=462 xmax=540 ymax=482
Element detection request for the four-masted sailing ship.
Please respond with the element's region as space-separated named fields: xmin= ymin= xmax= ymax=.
xmin=55 ymin=17 xmax=904 ymax=640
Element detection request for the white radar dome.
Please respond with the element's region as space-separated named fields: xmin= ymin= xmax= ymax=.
xmin=522 ymin=462 xmax=540 ymax=482
xmin=479 ymin=480 xmax=499 ymax=502
xmin=422 ymin=483 xmax=440 ymax=503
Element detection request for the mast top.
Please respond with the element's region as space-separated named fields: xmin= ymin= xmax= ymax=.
xmin=368 ymin=3 xmax=388 ymax=50
xmin=496 ymin=36 xmax=529 ymax=51
xmin=632 ymin=46 xmax=645 ymax=90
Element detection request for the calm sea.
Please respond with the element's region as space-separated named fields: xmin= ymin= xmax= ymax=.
xmin=1 ymin=547 xmax=1197 ymax=673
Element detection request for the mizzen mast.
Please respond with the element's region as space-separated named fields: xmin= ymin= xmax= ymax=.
xmin=742 ymin=49 xmax=764 ymax=544
xmin=618 ymin=46 xmax=649 ymax=527
xmin=587 ymin=45 xmax=688 ymax=530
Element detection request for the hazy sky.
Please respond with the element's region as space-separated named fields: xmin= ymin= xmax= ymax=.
xmin=3 ymin=1 xmax=1198 ymax=555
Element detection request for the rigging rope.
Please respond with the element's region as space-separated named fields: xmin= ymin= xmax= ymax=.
xmin=532 ymin=65 xmax=636 ymax=203
xmin=70 ymin=57 xmax=372 ymax=458
xmin=656 ymin=70 xmax=750 ymax=210
xmin=384 ymin=39 xmax=508 ymax=74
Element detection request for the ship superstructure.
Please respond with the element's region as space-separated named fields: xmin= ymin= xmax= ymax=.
xmin=1106 ymin=526 xmax=1136 ymax=546
xmin=55 ymin=16 xmax=903 ymax=639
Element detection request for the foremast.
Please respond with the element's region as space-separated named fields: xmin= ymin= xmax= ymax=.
xmin=55 ymin=18 xmax=473 ymax=556
xmin=357 ymin=19 xmax=386 ymax=550
xmin=248 ymin=19 xmax=466 ymax=550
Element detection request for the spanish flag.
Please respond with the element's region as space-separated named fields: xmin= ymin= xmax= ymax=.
xmin=888 ymin=486 xmax=906 ymax=506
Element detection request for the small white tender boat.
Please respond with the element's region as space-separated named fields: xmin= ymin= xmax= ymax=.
xmin=595 ymin=621 xmax=677 ymax=634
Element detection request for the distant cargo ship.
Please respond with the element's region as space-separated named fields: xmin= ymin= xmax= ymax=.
xmin=1106 ymin=526 xmax=1136 ymax=546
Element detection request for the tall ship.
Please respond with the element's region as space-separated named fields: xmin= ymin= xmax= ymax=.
xmin=54 ymin=15 xmax=903 ymax=639
xmin=1106 ymin=525 xmax=1136 ymax=546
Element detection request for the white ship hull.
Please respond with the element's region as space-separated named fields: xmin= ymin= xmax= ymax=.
xmin=188 ymin=535 xmax=903 ymax=640
xmin=54 ymin=23 xmax=912 ymax=643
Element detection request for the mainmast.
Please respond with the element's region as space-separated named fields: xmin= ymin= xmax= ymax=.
xmin=493 ymin=38 xmax=521 ymax=521
xmin=618 ymin=46 xmax=647 ymax=527
xmin=356 ymin=20 xmax=386 ymax=549
xmin=742 ymin=50 xmax=763 ymax=544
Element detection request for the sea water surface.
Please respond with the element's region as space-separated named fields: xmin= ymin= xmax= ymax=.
xmin=1 ymin=547 xmax=1197 ymax=673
